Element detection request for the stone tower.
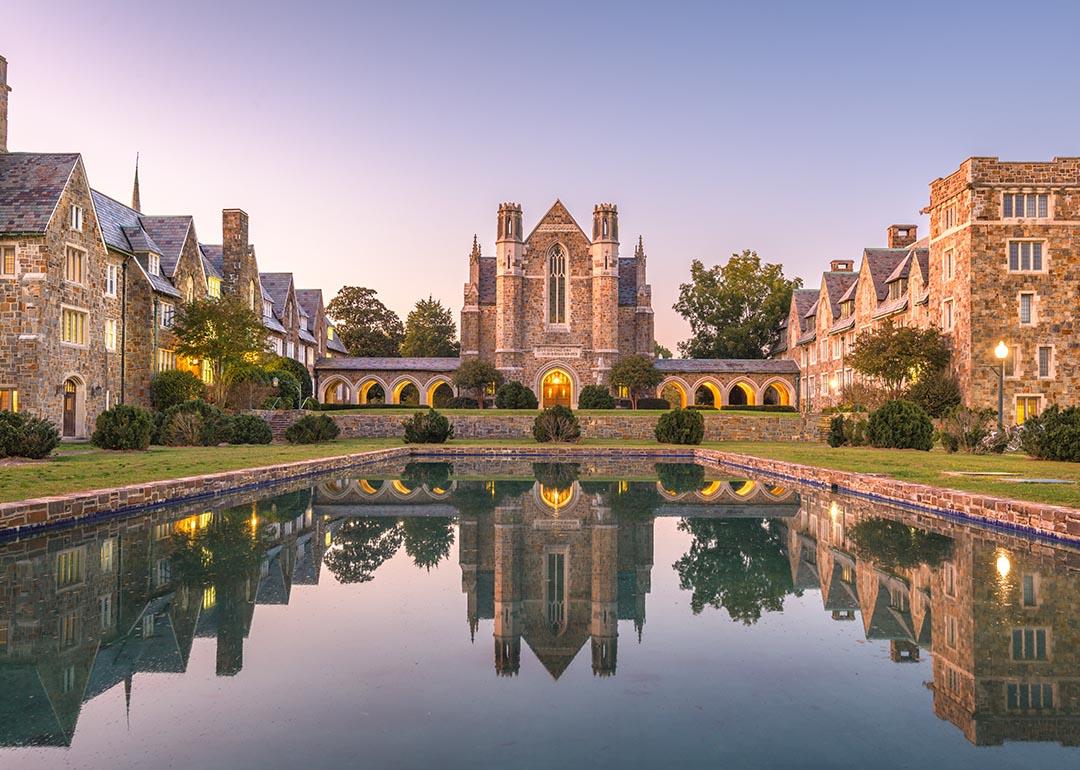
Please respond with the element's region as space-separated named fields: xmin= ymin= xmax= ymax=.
xmin=460 ymin=235 xmax=482 ymax=359
xmin=493 ymin=502 xmax=522 ymax=676
xmin=495 ymin=203 xmax=525 ymax=376
xmin=590 ymin=204 xmax=620 ymax=381
xmin=590 ymin=504 xmax=619 ymax=676
xmin=0 ymin=55 xmax=11 ymax=153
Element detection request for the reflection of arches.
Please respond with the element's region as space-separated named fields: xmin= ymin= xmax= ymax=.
xmin=726 ymin=380 xmax=756 ymax=406
xmin=390 ymin=377 xmax=422 ymax=406
xmin=321 ymin=376 xmax=352 ymax=405
xmin=390 ymin=479 xmax=418 ymax=497
xmin=538 ymin=366 xmax=574 ymax=409
xmin=658 ymin=378 xmax=689 ymax=408
xmin=318 ymin=478 xmax=354 ymax=500
xmin=426 ymin=377 xmax=455 ymax=407
xmin=693 ymin=379 xmax=722 ymax=408
xmin=61 ymin=375 xmax=85 ymax=438
xmin=357 ymin=479 xmax=382 ymax=496
xmin=729 ymin=479 xmax=757 ymax=497
xmin=358 ymin=378 xmax=387 ymax=405
xmin=761 ymin=378 xmax=791 ymax=407
xmin=697 ymin=480 xmax=724 ymax=499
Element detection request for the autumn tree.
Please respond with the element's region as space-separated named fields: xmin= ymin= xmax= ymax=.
xmin=453 ymin=359 xmax=503 ymax=409
xmin=847 ymin=322 xmax=952 ymax=398
xmin=400 ymin=296 xmax=459 ymax=357
xmin=609 ymin=354 xmax=662 ymax=409
xmin=326 ymin=286 xmax=404 ymax=357
xmin=172 ymin=298 xmax=269 ymax=405
xmin=674 ymin=251 xmax=800 ymax=359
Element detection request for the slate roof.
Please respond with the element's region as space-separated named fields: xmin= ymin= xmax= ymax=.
xmin=792 ymin=289 xmax=818 ymax=320
xmin=91 ymin=189 xmax=162 ymax=254
xmin=618 ymin=257 xmax=638 ymax=305
xmin=295 ymin=289 xmax=324 ymax=323
xmin=822 ymin=271 xmax=858 ymax=319
xmin=139 ymin=216 xmax=193 ymax=277
xmin=0 ymin=152 xmax=80 ymax=234
xmin=260 ymin=272 xmax=294 ymax=319
xmin=200 ymin=243 xmax=224 ymax=275
xmin=200 ymin=248 xmax=223 ymax=280
xmin=326 ymin=334 xmax=349 ymax=354
xmin=885 ymin=253 xmax=913 ymax=284
xmin=798 ymin=329 xmax=817 ymax=345
xmin=838 ymin=281 xmax=857 ymax=303
xmin=862 ymin=248 xmax=909 ymax=302
xmin=655 ymin=358 xmax=799 ymax=374
xmin=914 ymin=249 xmax=929 ymax=283
xmin=828 ymin=315 xmax=855 ymax=335
xmin=803 ymin=298 xmax=819 ymax=320
xmin=478 ymin=257 xmax=496 ymax=304
xmin=299 ymin=327 xmax=318 ymax=345
xmin=873 ymin=295 xmax=909 ymax=319
xmin=263 ymin=313 xmax=286 ymax=334
xmin=316 ymin=357 xmax=461 ymax=372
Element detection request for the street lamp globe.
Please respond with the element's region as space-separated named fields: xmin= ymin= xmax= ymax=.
xmin=994 ymin=341 xmax=1009 ymax=360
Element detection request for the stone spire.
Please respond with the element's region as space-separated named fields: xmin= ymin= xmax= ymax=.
xmin=131 ymin=153 xmax=141 ymax=213
xmin=635 ymin=235 xmax=644 ymax=259
xmin=470 ymin=233 xmax=481 ymax=259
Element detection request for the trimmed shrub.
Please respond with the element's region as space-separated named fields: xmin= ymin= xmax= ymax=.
xmin=91 ymin=404 xmax=154 ymax=450
xmin=228 ymin=414 xmax=273 ymax=445
xmin=826 ymin=415 xmax=868 ymax=448
xmin=446 ymin=396 xmax=479 ymax=409
xmin=494 ymin=381 xmax=539 ymax=410
xmin=532 ymin=406 xmax=582 ymax=443
xmin=402 ymin=409 xmax=454 ymax=444
xmin=262 ymin=369 xmax=302 ymax=409
xmin=655 ymin=462 xmax=706 ymax=494
xmin=687 ymin=404 xmax=716 ymax=411
xmin=654 ymin=408 xmax=705 ymax=445
xmin=1020 ymin=405 xmax=1080 ymax=462
xmin=867 ymin=400 xmax=934 ymax=451
xmin=578 ymin=385 xmax=616 ymax=410
xmin=635 ymin=397 xmax=671 ymax=410
xmin=0 ymin=411 xmax=61 ymax=459
xmin=150 ymin=370 xmax=206 ymax=412
xmin=159 ymin=400 xmax=232 ymax=446
xmin=267 ymin=355 xmax=313 ymax=401
xmin=284 ymin=413 xmax=340 ymax=444
xmin=906 ymin=371 xmax=962 ymax=418
xmin=827 ymin=415 xmax=846 ymax=448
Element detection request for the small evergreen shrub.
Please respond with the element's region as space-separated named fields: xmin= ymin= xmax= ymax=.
xmin=827 ymin=415 xmax=846 ymax=448
xmin=266 ymin=355 xmax=314 ymax=401
xmin=159 ymin=400 xmax=232 ymax=446
xmin=578 ymin=385 xmax=616 ymax=410
xmin=654 ymin=462 xmax=706 ymax=493
xmin=284 ymin=413 xmax=340 ymax=444
xmin=0 ymin=411 xmax=61 ymax=459
xmin=867 ymin=400 xmax=934 ymax=451
xmin=1020 ymin=405 xmax=1080 ymax=462
xmin=91 ymin=404 xmax=154 ymax=450
xmin=402 ymin=409 xmax=454 ymax=444
xmin=228 ymin=414 xmax=273 ymax=445
xmin=654 ymin=408 xmax=705 ymax=445
xmin=906 ymin=371 xmax=962 ymax=418
xmin=262 ymin=369 xmax=302 ymax=409
xmin=532 ymin=406 xmax=581 ymax=443
xmin=494 ymin=381 xmax=539 ymax=410
xmin=446 ymin=396 xmax=479 ymax=409
xmin=635 ymin=397 xmax=671 ymax=410
xmin=150 ymin=370 xmax=206 ymax=412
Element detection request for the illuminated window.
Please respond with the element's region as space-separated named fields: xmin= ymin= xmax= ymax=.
xmin=1007 ymin=682 xmax=1053 ymax=710
xmin=56 ymin=548 xmax=84 ymax=588
xmin=156 ymin=348 xmax=176 ymax=371
xmin=1 ymin=245 xmax=15 ymax=277
xmin=1008 ymin=241 xmax=1044 ymax=272
xmin=70 ymin=204 xmax=84 ymax=231
xmin=1003 ymin=192 xmax=1048 ymax=219
xmin=65 ymin=246 xmax=85 ymax=283
xmin=1016 ymin=396 xmax=1041 ymax=425
xmin=100 ymin=538 xmax=116 ymax=573
xmin=1011 ymin=627 xmax=1048 ymax=660
xmin=62 ymin=307 xmax=87 ymax=345
xmin=208 ymin=276 xmax=221 ymax=298
xmin=104 ymin=318 xmax=118 ymax=352
xmin=202 ymin=586 xmax=217 ymax=610
xmin=201 ymin=359 xmax=214 ymax=384
xmin=548 ymin=244 xmax=567 ymax=325
xmin=0 ymin=388 xmax=17 ymax=412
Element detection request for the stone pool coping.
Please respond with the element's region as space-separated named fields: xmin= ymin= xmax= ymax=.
xmin=1 ymin=444 xmax=1078 ymax=544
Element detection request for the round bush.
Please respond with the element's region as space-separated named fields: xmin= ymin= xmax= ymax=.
xmin=262 ymin=369 xmax=302 ymax=409
xmin=578 ymin=385 xmax=616 ymax=410
xmin=0 ymin=411 xmax=61 ymax=459
xmin=1020 ymin=405 xmax=1080 ymax=462
xmin=654 ymin=408 xmax=705 ymax=445
xmin=402 ymin=409 xmax=455 ymax=444
xmin=867 ymin=400 xmax=934 ymax=451
xmin=267 ymin=355 xmax=313 ymax=401
xmin=494 ymin=381 xmax=538 ymax=410
xmin=149 ymin=370 xmax=206 ymax=411
xmin=655 ymin=462 xmax=707 ymax=493
xmin=228 ymin=414 xmax=273 ymax=445
xmin=92 ymin=404 xmax=154 ymax=450
xmin=827 ymin=414 xmax=846 ymax=448
xmin=532 ymin=406 xmax=582 ymax=443
xmin=284 ymin=413 xmax=340 ymax=444
xmin=906 ymin=371 xmax=962 ymax=418
xmin=159 ymin=400 xmax=231 ymax=446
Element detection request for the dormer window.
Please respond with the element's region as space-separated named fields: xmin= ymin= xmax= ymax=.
xmin=263 ymin=300 xmax=273 ymax=318
xmin=887 ymin=278 xmax=908 ymax=302
xmin=148 ymin=253 xmax=160 ymax=276
xmin=840 ymin=299 xmax=854 ymax=318
xmin=70 ymin=205 xmax=84 ymax=231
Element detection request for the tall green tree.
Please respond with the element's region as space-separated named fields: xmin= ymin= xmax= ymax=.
xmin=674 ymin=251 xmax=800 ymax=359
xmin=654 ymin=341 xmax=673 ymax=359
xmin=326 ymin=286 xmax=404 ymax=357
xmin=400 ymin=296 xmax=460 ymax=357
xmin=323 ymin=518 xmax=403 ymax=584
xmin=609 ymin=354 xmax=662 ymax=409
xmin=453 ymin=359 xmax=503 ymax=409
xmin=847 ymin=321 xmax=952 ymax=398
xmin=172 ymin=298 xmax=269 ymax=405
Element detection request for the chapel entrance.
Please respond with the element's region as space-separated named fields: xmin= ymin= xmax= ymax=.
xmin=541 ymin=369 xmax=572 ymax=409
xmin=62 ymin=378 xmax=78 ymax=437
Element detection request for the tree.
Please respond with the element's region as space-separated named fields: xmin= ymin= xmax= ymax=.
xmin=402 ymin=517 xmax=455 ymax=571
xmin=326 ymin=286 xmax=404 ymax=357
xmin=453 ymin=359 xmax=503 ymax=409
xmin=323 ymin=518 xmax=403 ymax=584
xmin=609 ymin=354 xmax=662 ymax=408
xmin=674 ymin=251 xmax=800 ymax=359
xmin=847 ymin=321 xmax=952 ymax=398
xmin=172 ymin=298 xmax=269 ymax=405
xmin=654 ymin=342 xmax=673 ymax=359
xmin=400 ymin=296 xmax=460 ymax=357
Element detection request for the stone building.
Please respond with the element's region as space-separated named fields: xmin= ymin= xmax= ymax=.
xmin=780 ymin=158 xmax=1079 ymax=422
xmin=0 ymin=55 xmax=343 ymax=432
xmin=317 ymin=200 xmax=799 ymax=407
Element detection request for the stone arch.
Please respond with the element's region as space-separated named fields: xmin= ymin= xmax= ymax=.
xmin=357 ymin=479 xmax=384 ymax=497
xmin=534 ymin=363 xmax=579 ymax=409
xmin=320 ymin=376 xmax=353 ymax=405
xmin=657 ymin=377 xmax=690 ymax=408
xmin=729 ymin=479 xmax=757 ymax=498
xmin=725 ymin=378 xmax=757 ymax=407
xmin=389 ymin=479 xmax=421 ymax=499
xmin=60 ymin=373 xmax=87 ymax=438
xmin=390 ymin=376 xmax=423 ymax=406
xmin=425 ymin=376 xmax=456 ymax=407
xmin=317 ymin=478 xmax=354 ymax=500
xmin=760 ymin=377 xmax=792 ymax=407
xmin=357 ymin=377 xmax=388 ymax=405
xmin=692 ymin=378 xmax=723 ymax=408
xmin=533 ymin=481 xmax=580 ymax=513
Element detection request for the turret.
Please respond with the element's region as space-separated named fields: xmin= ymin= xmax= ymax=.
xmin=590 ymin=204 xmax=620 ymax=376
xmin=589 ymin=203 xmax=619 ymax=275
xmin=494 ymin=204 xmax=524 ymax=374
xmin=496 ymin=203 xmax=524 ymax=276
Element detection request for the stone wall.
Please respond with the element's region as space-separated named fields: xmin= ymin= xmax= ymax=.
xmin=253 ymin=409 xmax=820 ymax=442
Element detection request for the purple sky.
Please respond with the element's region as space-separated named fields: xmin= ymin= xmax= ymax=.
xmin=5 ymin=0 xmax=1079 ymax=349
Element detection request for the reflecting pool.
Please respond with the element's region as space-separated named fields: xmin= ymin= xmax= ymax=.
xmin=1 ymin=457 xmax=1079 ymax=769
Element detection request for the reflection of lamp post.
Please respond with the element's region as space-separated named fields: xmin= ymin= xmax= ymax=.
xmin=994 ymin=341 xmax=1008 ymax=429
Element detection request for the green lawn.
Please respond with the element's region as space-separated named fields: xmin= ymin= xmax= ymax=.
xmin=707 ymin=442 xmax=1080 ymax=509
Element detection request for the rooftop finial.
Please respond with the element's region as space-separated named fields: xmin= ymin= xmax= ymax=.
xmin=131 ymin=152 xmax=141 ymax=213
xmin=470 ymin=233 xmax=480 ymax=258
xmin=635 ymin=235 xmax=644 ymax=259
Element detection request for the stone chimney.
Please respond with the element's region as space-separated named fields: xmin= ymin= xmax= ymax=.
xmin=887 ymin=224 xmax=917 ymax=249
xmin=0 ymin=55 xmax=11 ymax=153
xmin=830 ymin=259 xmax=854 ymax=272
xmin=222 ymin=209 xmax=250 ymax=295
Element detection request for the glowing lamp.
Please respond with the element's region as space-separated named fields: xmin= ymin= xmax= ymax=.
xmin=996 ymin=553 xmax=1011 ymax=578
xmin=994 ymin=341 xmax=1009 ymax=360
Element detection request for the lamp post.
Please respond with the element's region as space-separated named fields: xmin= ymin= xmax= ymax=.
xmin=994 ymin=341 xmax=1008 ymax=430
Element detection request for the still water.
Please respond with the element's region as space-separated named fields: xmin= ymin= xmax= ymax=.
xmin=1 ymin=456 xmax=1078 ymax=769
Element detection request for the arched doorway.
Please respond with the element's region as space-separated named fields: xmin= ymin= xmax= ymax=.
xmin=394 ymin=381 xmax=420 ymax=406
xmin=694 ymin=381 xmax=722 ymax=408
xmin=322 ymin=379 xmax=351 ymax=405
xmin=762 ymin=381 xmax=791 ymax=406
xmin=428 ymin=380 xmax=454 ymax=408
xmin=727 ymin=381 xmax=755 ymax=407
xmin=540 ymin=369 xmax=572 ymax=408
xmin=659 ymin=381 xmax=688 ymax=408
xmin=358 ymin=379 xmax=385 ymax=405
xmin=62 ymin=377 xmax=81 ymax=437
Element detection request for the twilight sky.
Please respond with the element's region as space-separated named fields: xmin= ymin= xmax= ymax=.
xmin=4 ymin=0 xmax=1079 ymax=349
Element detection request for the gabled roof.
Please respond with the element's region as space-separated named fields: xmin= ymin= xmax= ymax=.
xmin=803 ymin=298 xmax=819 ymax=320
xmin=295 ymin=289 xmax=324 ymax=323
xmin=618 ymin=257 xmax=639 ymax=306
xmin=326 ymin=334 xmax=349 ymax=354
xmin=259 ymin=272 xmax=294 ymax=320
xmin=200 ymin=247 xmax=223 ymax=280
xmin=0 ymin=152 xmax=80 ymax=234
xmin=885 ymin=253 xmax=913 ymax=284
xmin=862 ymin=248 xmax=909 ymax=302
xmin=792 ymin=288 xmax=818 ymax=320
xmin=913 ymin=249 xmax=929 ymax=283
xmin=523 ymin=199 xmax=590 ymax=243
xmin=200 ymin=243 xmax=224 ymax=275
xmin=139 ymin=216 xmax=194 ymax=277
xmin=92 ymin=189 xmax=162 ymax=255
xmin=822 ymin=271 xmax=858 ymax=319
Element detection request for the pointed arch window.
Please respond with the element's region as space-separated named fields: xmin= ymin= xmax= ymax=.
xmin=548 ymin=244 xmax=567 ymax=325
